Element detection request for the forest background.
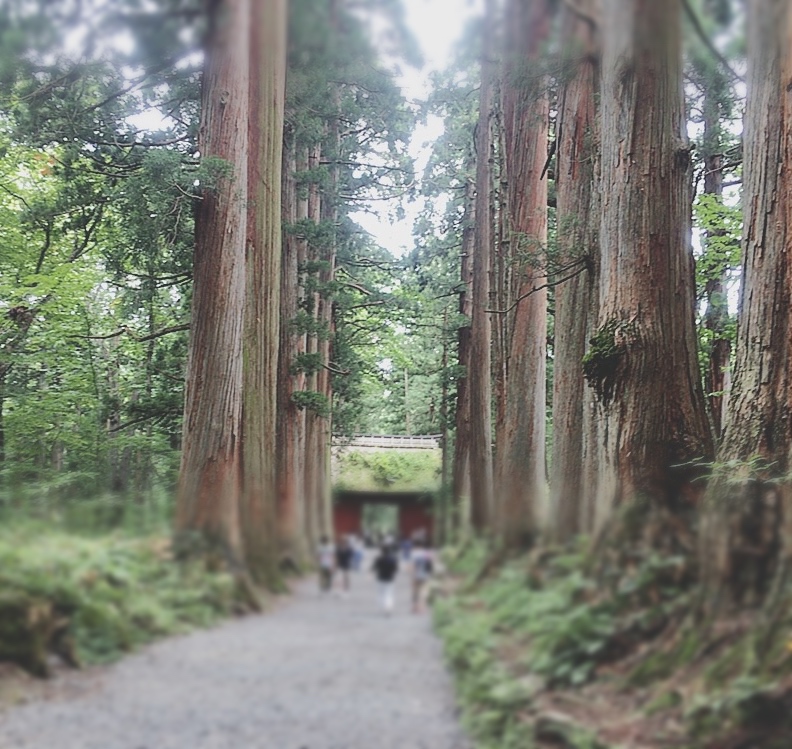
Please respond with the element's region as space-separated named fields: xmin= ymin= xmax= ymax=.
xmin=3 ymin=0 xmax=792 ymax=747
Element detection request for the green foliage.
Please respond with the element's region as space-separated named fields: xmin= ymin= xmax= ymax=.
xmin=291 ymin=390 xmax=331 ymax=418
xmin=335 ymin=449 xmax=441 ymax=492
xmin=694 ymin=194 xmax=742 ymax=287
xmin=290 ymin=352 xmax=323 ymax=376
xmin=686 ymin=675 xmax=792 ymax=745
xmin=434 ymin=542 xmax=715 ymax=748
xmin=0 ymin=520 xmax=238 ymax=671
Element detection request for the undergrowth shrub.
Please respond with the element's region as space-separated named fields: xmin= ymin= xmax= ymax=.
xmin=436 ymin=540 xmax=792 ymax=749
xmin=0 ymin=521 xmax=239 ymax=673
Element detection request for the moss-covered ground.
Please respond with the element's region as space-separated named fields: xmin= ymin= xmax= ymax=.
xmin=0 ymin=519 xmax=244 ymax=677
xmin=433 ymin=541 xmax=792 ymax=749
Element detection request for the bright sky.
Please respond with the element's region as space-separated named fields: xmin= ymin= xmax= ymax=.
xmin=351 ymin=0 xmax=480 ymax=257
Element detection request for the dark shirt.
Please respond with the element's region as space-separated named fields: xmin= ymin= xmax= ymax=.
xmin=336 ymin=546 xmax=353 ymax=570
xmin=374 ymin=552 xmax=399 ymax=582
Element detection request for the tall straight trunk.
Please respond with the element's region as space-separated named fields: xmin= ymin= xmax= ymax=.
xmin=701 ymin=66 xmax=730 ymax=439
xmin=0 ymin=372 xmax=5 ymax=471
xmin=590 ymin=0 xmax=712 ymax=535
xmin=241 ymin=0 xmax=286 ymax=588
xmin=316 ymin=104 xmax=339 ymax=541
xmin=303 ymin=144 xmax=323 ymax=550
xmin=700 ymin=0 xmax=792 ymax=611
xmin=492 ymin=103 xmax=508 ymax=467
xmin=452 ymin=171 xmax=475 ymax=532
xmin=176 ymin=0 xmax=248 ymax=560
xmin=440 ymin=306 xmax=451 ymax=544
xmin=495 ymin=0 xmax=550 ymax=547
xmin=469 ymin=0 xmax=496 ymax=533
xmin=294 ymin=146 xmax=310 ymax=544
xmin=277 ymin=136 xmax=307 ymax=566
xmin=550 ymin=0 xmax=599 ymax=541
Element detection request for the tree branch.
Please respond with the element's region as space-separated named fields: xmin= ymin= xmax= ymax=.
xmin=486 ymin=265 xmax=589 ymax=315
xmin=77 ymin=323 xmax=190 ymax=343
xmin=682 ymin=0 xmax=744 ymax=83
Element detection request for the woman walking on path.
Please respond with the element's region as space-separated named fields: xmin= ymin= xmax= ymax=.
xmin=372 ymin=543 xmax=399 ymax=615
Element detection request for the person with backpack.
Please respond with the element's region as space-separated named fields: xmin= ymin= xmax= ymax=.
xmin=410 ymin=539 xmax=434 ymax=614
xmin=372 ymin=543 xmax=399 ymax=615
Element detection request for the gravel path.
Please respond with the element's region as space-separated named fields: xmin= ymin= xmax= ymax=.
xmin=0 ymin=561 xmax=469 ymax=749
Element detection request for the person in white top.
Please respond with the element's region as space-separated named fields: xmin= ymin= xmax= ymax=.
xmin=317 ymin=535 xmax=335 ymax=592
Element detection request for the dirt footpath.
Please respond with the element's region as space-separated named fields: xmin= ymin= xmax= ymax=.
xmin=0 ymin=561 xmax=469 ymax=749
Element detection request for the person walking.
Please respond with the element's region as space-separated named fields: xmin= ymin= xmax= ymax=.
xmin=336 ymin=536 xmax=354 ymax=592
xmin=317 ymin=535 xmax=335 ymax=593
xmin=350 ymin=535 xmax=364 ymax=571
xmin=410 ymin=539 xmax=434 ymax=614
xmin=372 ymin=543 xmax=399 ymax=615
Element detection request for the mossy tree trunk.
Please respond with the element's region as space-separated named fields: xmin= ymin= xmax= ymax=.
xmin=550 ymin=0 xmax=600 ymax=542
xmin=590 ymin=0 xmax=713 ymax=536
xmin=699 ymin=0 xmax=792 ymax=612
xmin=495 ymin=0 xmax=551 ymax=549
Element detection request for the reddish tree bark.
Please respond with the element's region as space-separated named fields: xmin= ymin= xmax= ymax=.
xmin=699 ymin=0 xmax=792 ymax=611
xmin=240 ymin=0 xmax=287 ymax=588
xmin=452 ymin=171 xmax=475 ymax=528
xmin=468 ymin=0 xmax=496 ymax=533
xmin=276 ymin=136 xmax=307 ymax=567
xmin=550 ymin=0 xmax=599 ymax=541
xmin=176 ymin=0 xmax=248 ymax=560
xmin=590 ymin=0 xmax=712 ymax=534
xmin=303 ymin=144 xmax=323 ymax=550
xmin=495 ymin=0 xmax=551 ymax=548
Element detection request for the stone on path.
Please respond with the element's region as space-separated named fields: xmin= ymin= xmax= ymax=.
xmin=0 ymin=562 xmax=469 ymax=749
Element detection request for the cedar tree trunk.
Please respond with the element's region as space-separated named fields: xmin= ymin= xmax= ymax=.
xmin=176 ymin=0 xmax=248 ymax=561
xmin=550 ymin=0 xmax=599 ymax=541
xmin=590 ymin=0 xmax=712 ymax=535
xmin=468 ymin=0 xmax=496 ymax=533
xmin=496 ymin=0 xmax=550 ymax=547
xmin=699 ymin=0 xmax=792 ymax=611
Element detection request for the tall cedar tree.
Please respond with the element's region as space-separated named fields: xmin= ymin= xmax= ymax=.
xmin=589 ymin=0 xmax=712 ymax=534
xmin=496 ymin=0 xmax=551 ymax=548
xmin=277 ymin=137 xmax=307 ymax=566
xmin=177 ymin=0 xmax=287 ymax=586
xmin=550 ymin=0 xmax=600 ymax=540
xmin=469 ymin=0 xmax=497 ymax=532
xmin=699 ymin=0 xmax=792 ymax=612
xmin=176 ymin=0 xmax=249 ymax=561
xmin=700 ymin=55 xmax=731 ymax=439
xmin=242 ymin=0 xmax=287 ymax=587
xmin=303 ymin=144 xmax=326 ymax=548
xmin=452 ymin=170 xmax=475 ymax=518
